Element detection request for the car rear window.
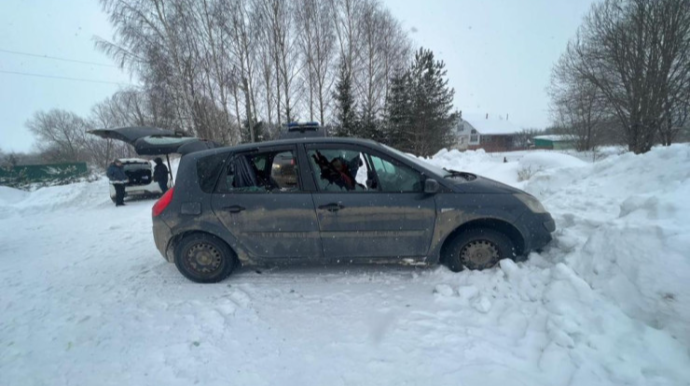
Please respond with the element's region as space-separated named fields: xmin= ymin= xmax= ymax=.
xmin=197 ymin=153 xmax=229 ymax=193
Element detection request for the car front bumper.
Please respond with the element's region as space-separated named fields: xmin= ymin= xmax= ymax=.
xmin=522 ymin=212 xmax=555 ymax=253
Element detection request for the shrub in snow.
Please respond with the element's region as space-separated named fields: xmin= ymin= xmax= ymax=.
xmin=517 ymin=165 xmax=544 ymax=182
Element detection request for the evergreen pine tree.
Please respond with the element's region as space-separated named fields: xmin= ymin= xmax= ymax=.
xmin=332 ymin=59 xmax=358 ymax=137
xmin=384 ymin=68 xmax=412 ymax=149
xmin=390 ymin=47 xmax=458 ymax=156
xmin=241 ymin=119 xmax=265 ymax=143
xmin=358 ymin=109 xmax=383 ymax=142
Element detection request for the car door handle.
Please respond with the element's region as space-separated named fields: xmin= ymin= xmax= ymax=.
xmin=224 ymin=205 xmax=245 ymax=213
xmin=318 ymin=203 xmax=345 ymax=212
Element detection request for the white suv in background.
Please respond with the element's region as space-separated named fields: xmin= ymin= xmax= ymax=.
xmin=88 ymin=126 xmax=215 ymax=203
xmin=109 ymin=158 xmax=168 ymax=202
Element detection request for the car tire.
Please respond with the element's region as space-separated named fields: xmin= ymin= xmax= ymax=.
xmin=174 ymin=233 xmax=236 ymax=283
xmin=443 ymin=228 xmax=515 ymax=272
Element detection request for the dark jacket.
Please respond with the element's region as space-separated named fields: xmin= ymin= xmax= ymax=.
xmin=107 ymin=163 xmax=128 ymax=183
xmin=153 ymin=163 xmax=169 ymax=183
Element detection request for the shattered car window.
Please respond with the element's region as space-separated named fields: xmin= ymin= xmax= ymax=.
xmin=217 ymin=150 xmax=299 ymax=193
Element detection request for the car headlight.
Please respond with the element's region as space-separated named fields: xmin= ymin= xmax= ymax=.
xmin=515 ymin=193 xmax=547 ymax=213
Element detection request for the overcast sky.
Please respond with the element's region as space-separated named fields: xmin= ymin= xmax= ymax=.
xmin=382 ymin=0 xmax=596 ymax=126
xmin=0 ymin=0 xmax=595 ymax=153
xmin=0 ymin=0 xmax=130 ymax=153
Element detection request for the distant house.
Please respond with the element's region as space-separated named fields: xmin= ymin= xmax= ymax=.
xmin=533 ymin=135 xmax=576 ymax=150
xmin=454 ymin=114 xmax=523 ymax=152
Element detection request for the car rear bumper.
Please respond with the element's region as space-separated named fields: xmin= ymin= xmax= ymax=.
xmin=110 ymin=182 xmax=165 ymax=197
xmin=152 ymin=217 xmax=173 ymax=262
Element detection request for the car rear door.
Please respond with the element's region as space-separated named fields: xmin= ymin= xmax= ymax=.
xmin=304 ymin=143 xmax=436 ymax=261
xmin=210 ymin=145 xmax=323 ymax=262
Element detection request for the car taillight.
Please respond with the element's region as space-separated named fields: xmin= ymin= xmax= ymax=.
xmin=152 ymin=187 xmax=174 ymax=217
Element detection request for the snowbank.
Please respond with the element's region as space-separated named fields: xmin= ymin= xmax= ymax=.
xmin=422 ymin=148 xmax=587 ymax=188
xmin=426 ymin=260 xmax=690 ymax=385
xmin=0 ymin=186 xmax=29 ymax=205
xmin=526 ymin=145 xmax=690 ymax=344
xmin=0 ymin=178 xmax=112 ymax=219
xmin=0 ymin=157 xmax=180 ymax=219
xmin=1 ymin=146 xmax=689 ymax=385
xmin=425 ymin=145 xmax=690 ymax=344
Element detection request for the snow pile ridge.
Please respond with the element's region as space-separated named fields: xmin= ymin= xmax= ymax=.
xmin=426 ymin=259 xmax=690 ymax=384
xmin=426 ymin=145 xmax=690 ymax=344
xmin=523 ymin=144 xmax=690 ymax=344
xmin=0 ymin=186 xmax=29 ymax=205
xmin=0 ymin=178 xmax=111 ymax=218
xmin=421 ymin=148 xmax=586 ymax=187
xmin=1 ymin=146 xmax=690 ymax=385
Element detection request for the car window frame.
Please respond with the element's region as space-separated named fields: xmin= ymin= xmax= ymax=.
xmin=364 ymin=152 xmax=425 ymax=193
xmin=196 ymin=151 xmax=233 ymax=194
xmin=303 ymin=143 xmax=425 ymax=194
xmin=214 ymin=144 xmax=305 ymax=194
xmin=306 ymin=147 xmax=378 ymax=193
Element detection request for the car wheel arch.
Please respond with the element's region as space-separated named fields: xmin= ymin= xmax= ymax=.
xmin=168 ymin=229 xmax=246 ymax=267
xmin=440 ymin=218 xmax=526 ymax=263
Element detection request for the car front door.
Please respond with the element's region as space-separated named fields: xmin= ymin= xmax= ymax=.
xmin=305 ymin=144 xmax=436 ymax=261
xmin=210 ymin=145 xmax=322 ymax=262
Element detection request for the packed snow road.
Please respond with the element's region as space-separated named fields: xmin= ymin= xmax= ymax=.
xmin=1 ymin=146 xmax=689 ymax=386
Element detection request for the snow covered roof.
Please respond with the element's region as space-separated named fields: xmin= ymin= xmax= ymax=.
xmin=117 ymin=157 xmax=152 ymax=164
xmin=534 ymin=135 xmax=576 ymax=142
xmin=462 ymin=114 xmax=521 ymax=136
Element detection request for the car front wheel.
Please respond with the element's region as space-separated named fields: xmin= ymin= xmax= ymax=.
xmin=174 ymin=234 xmax=236 ymax=283
xmin=443 ymin=228 xmax=515 ymax=272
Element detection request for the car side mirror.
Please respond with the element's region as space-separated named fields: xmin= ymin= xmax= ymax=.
xmin=424 ymin=178 xmax=440 ymax=194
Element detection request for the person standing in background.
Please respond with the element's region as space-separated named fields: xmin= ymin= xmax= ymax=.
xmin=106 ymin=159 xmax=128 ymax=206
xmin=153 ymin=157 xmax=169 ymax=194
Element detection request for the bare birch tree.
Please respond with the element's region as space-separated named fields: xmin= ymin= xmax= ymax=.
xmin=96 ymin=0 xmax=412 ymax=142
xmin=550 ymin=43 xmax=609 ymax=151
xmin=296 ymin=0 xmax=336 ymax=124
xmin=563 ymin=0 xmax=690 ymax=153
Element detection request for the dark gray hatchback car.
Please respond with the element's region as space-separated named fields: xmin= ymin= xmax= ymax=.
xmin=152 ymin=138 xmax=555 ymax=283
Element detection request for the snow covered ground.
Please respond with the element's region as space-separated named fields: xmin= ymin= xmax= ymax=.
xmin=1 ymin=146 xmax=689 ymax=385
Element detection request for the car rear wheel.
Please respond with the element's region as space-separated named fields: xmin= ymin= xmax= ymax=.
xmin=174 ymin=234 xmax=236 ymax=283
xmin=443 ymin=228 xmax=515 ymax=272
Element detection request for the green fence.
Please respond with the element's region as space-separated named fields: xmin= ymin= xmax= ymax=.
xmin=0 ymin=162 xmax=89 ymax=187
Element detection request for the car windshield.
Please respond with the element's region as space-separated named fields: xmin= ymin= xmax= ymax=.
xmin=381 ymin=144 xmax=452 ymax=178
